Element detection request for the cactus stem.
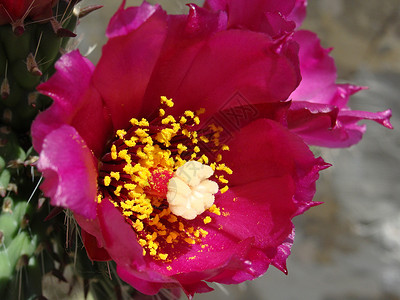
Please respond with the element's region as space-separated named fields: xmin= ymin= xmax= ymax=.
xmin=0 ymin=4 xmax=24 ymax=35
xmin=2 ymin=197 xmax=12 ymax=212
xmin=27 ymin=53 xmax=43 ymax=76
xmin=27 ymin=175 xmax=42 ymax=204
xmin=9 ymin=0 xmax=37 ymax=36
xmin=78 ymin=5 xmax=103 ymax=19
xmin=1 ymin=61 xmax=9 ymax=99
xmin=28 ymin=92 xmax=38 ymax=108
xmin=1 ymin=77 xmax=9 ymax=99
xmin=58 ymin=0 xmax=80 ymax=25
xmin=50 ymin=17 xmax=76 ymax=37
xmin=11 ymin=20 xmax=25 ymax=36
xmin=3 ymin=108 xmax=12 ymax=123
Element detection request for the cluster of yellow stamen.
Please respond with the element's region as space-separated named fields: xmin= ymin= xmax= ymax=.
xmin=97 ymin=97 xmax=232 ymax=261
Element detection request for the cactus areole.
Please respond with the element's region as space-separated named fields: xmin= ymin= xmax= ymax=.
xmin=0 ymin=0 xmax=58 ymax=35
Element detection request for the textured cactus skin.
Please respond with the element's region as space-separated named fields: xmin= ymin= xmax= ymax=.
xmin=0 ymin=2 xmax=81 ymax=299
xmin=0 ymin=127 xmax=49 ymax=299
xmin=0 ymin=1 xmax=77 ymax=133
xmin=0 ymin=2 xmax=139 ymax=299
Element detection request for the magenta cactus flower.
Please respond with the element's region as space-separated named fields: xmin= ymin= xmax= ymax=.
xmin=31 ymin=0 xmax=392 ymax=298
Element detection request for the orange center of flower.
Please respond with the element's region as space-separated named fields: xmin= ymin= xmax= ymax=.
xmin=97 ymin=97 xmax=231 ymax=261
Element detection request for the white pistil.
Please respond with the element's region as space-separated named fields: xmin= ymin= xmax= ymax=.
xmin=167 ymin=161 xmax=219 ymax=220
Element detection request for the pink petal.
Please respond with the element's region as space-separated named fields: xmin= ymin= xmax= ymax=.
xmin=33 ymin=50 xmax=111 ymax=157
xmin=93 ymin=2 xmax=168 ymax=130
xmin=95 ymin=200 xmax=179 ymax=294
xmin=38 ymin=125 xmax=98 ymax=219
xmin=116 ymin=266 xmax=166 ymax=295
xmin=290 ymin=30 xmax=337 ymax=104
xmin=107 ymin=1 xmax=161 ymax=38
xmin=75 ymin=213 xmax=110 ymax=261
xmin=289 ymin=30 xmax=393 ymax=147
xmin=287 ymin=0 xmax=307 ymax=28
xmin=97 ymin=199 xmax=146 ymax=269
xmin=204 ymin=0 xmax=298 ymax=38
xmin=81 ymin=230 xmax=111 ymax=261
xmin=143 ymin=28 xmax=300 ymax=122
xmin=184 ymin=4 xmax=228 ymax=36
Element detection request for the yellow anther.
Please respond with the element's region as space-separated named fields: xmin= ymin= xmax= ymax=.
xmin=209 ymin=205 xmax=221 ymax=215
xmin=123 ymin=211 xmax=133 ymax=217
xmin=180 ymin=116 xmax=187 ymax=124
xmin=136 ymin=147 xmax=147 ymax=160
xmin=172 ymin=123 xmax=180 ymax=133
xmin=203 ymin=216 xmax=212 ymax=224
xmin=159 ymin=108 xmax=165 ymax=117
xmin=160 ymin=96 xmax=174 ymax=107
xmin=97 ymin=194 xmax=103 ymax=204
xmin=138 ymin=119 xmax=149 ymax=127
xmin=124 ymin=183 xmax=136 ymax=191
xmin=130 ymin=118 xmax=139 ymax=126
xmin=124 ymin=136 xmax=138 ymax=147
xmin=148 ymin=240 xmax=158 ymax=250
xmin=159 ymin=253 xmax=168 ymax=260
xmin=199 ymin=136 xmax=209 ymax=143
xmin=116 ymin=129 xmax=127 ymax=139
xmin=178 ymin=222 xmax=184 ymax=231
xmin=182 ymin=128 xmax=190 ymax=137
xmin=104 ymin=176 xmax=111 ymax=187
xmin=201 ymin=155 xmax=209 ymax=164
xmin=184 ymin=238 xmax=196 ymax=244
xmin=161 ymin=115 xmax=176 ymax=124
xmin=123 ymin=163 xmax=134 ymax=175
xmin=133 ymin=220 xmax=144 ymax=231
xmin=111 ymin=145 xmax=117 ymax=160
xmin=196 ymin=107 xmax=206 ymax=115
xmin=118 ymin=149 xmax=131 ymax=163
xmin=155 ymin=128 xmax=175 ymax=146
xmin=220 ymin=185 xmax=229 ymax=194
xmin=184 ymin=111 xmax=194 ymax=118
xmin=114 ymin=185 xmax=122 ymax=196
xmin=194 ymin=146 xmax=200 ymax=153
xmin=135 ymin=128 xmax=149 ymax=138
xmin=194 ymin=116 xmax=200 ymax=125
xmin=159 ymin=208 xmax=170 ymax=218
xmin=138 ymin=239 xmax=146 ymax=247
xmin=141 ymin=136 xmax=154 ymax=146
xmin=149 ymin=214 xmax=160 ymax=226
xmin=199 ymin=228 xmax=208 ymax=237
xmin=218 ymin=175 xmax=228 ymax=184
xmin=110 ymin=172 xmax=120 ymax=181
xmin=170 ymin=231 xmax=179 ymax=239
xmin=177 ymin=144 xmax=187 ymax=154
xmin=216 ymin=154 xmax=222 ymax=162
xmin=216 ymin=164 xmax=233 ymax=175
xmin=167 ymin=214 xmax=178 ymax=223
xmin=221 ymin=145 xmax=230 ymax=151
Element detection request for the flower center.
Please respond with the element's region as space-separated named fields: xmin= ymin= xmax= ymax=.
xmin=167 ymin=161 xmax=219 ymax=220
xmin=97 ymin=97 xmax=232 ymax=261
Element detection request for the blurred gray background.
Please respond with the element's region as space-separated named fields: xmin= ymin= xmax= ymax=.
xmin=57 ymin=1 xmax=400 ymax=299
